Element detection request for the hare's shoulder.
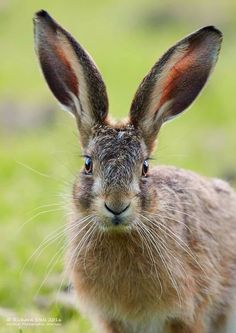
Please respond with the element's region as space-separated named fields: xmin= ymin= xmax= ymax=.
xmin=150 ymin=165 xmax=208 ymax=186
xmin=151 ymin=165 xmax=235 ymax=198
xmin=150 ymin=165 xmax=236 ymax=229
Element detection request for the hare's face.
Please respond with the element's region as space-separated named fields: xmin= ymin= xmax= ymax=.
xmin=34 ymin=11 xmax=222 ymax=228
xmin=73 ymin=124 xmax=152 ymax=230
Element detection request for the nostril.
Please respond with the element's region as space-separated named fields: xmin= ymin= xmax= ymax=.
xmin=105 ymin=203 xmax=130 ymax=216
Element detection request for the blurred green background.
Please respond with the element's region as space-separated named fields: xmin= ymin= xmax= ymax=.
xmin=0 ymin=0 xmax=236 ymax=332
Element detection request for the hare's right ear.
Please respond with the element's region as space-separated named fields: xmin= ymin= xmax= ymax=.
xmin=129 ymin=26 xmax=222 ymax=152
xmin=33 ymin=10 xmax=108 ymax=148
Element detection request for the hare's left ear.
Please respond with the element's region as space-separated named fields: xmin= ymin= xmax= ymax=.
xmin=129 ymin=26 xmax=222 ymax=152
xmin=34 ymin=10 xmax=108 ymax=148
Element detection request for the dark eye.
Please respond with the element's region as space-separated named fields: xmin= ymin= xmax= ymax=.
xmin=84 ymin=157 xmax=93 ymax=175
xmin=142 ymin=160 xmax=149 ymax=177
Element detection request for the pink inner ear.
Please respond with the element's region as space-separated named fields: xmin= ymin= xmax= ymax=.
xmin=157 ymin=49 xmax=196 ymax=112
xmin=53 ymin=44 xmax=79 ymax=97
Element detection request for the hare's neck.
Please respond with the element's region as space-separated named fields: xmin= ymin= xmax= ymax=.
xmin=68 ymin=225 xmax=187 ymax=320
xmin=68 ymin=224 xmax=178 ymax=292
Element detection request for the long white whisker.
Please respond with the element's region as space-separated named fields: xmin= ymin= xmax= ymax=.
xmin=82 ymin=221 xmax=99 ymax=278
xmin=144 ymin=211 xmax=193 ymax=233
xmin=15 ymin=160 xmax=56 ymax=179
xmin=135 ymin=220 xmax=163 ymax=300
xmin=55 ymin=220 xmax=97 ymax=304
xmin=16 ymin=207 xmax=66 ymax=234
xmin=156 ymin=205 xmax=202 ymax=223
xmin=141 ymin=212 xmax=207 ymax=276
xmin=20 ymin=215 xmax=91 ymax=274
xmin=35 ymin=216 xmax=94 ymax=297
xmin=26 ymin=203 xmax=63 ymax=214
xmin=138 ymin=216 xmax=182 ymax=305
xmin=69 ymin=220 xmax=97 ymax=275
xmin=138 ymin=215 xmax=188 ymax=277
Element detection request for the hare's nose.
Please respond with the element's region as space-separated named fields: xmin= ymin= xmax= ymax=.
xmin=104 ymin=203 xmax=130 ymax=216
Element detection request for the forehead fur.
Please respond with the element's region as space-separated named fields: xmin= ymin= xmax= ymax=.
xmin=90 ymin=124 xmax=144 ymax=161
xmin=87 ymin=124 xmax=145 ymax=190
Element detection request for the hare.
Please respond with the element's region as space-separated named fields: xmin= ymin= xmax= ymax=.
xmin=34 ymin=10 xmax=236 ymax=333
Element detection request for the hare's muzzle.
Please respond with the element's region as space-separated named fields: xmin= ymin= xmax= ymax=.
xmin=104 ymin=202 xmax=130 ymax=225
xmin=99 ymin=193 xmax=133 ymax=227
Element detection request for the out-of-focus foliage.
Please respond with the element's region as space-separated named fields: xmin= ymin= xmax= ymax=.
xmin=0 ymin=0 xmax=236 ymax=332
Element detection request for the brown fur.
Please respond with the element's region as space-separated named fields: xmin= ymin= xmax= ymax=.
xmin=68 ymin=165 xmax=236 ymax=333
xmin=34 ymin=11 xmax=236 ymax=333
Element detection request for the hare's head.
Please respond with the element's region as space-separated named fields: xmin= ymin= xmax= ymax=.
xmin=34 ymin=10 xmax=222 ymax=230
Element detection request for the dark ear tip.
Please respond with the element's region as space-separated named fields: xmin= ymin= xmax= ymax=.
xmin=34 ymin=10 xmax=50 ymax=22
xmin=200 ymin=25 xmax=223 ymax=39
xmin=34 ymin=10 xmax=54 ymax=24
xmin=33 ymin=10 xmax=57 ymax=32
xmin=35 ymin=9 xmax=48 ymax=18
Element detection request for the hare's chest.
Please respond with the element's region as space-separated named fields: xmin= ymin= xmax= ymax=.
xmin=71 ymin=239 xmax=166 ymax=319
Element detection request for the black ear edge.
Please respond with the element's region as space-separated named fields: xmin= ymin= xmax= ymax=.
xmin=34 ymin=12 xmax=222 ymax=39
xmin=156 ymin=26 xmax=223 ymax=76
xmin=33 ymin=10 xmax=109 ymax=122
xmin=190 ymin=25 xmax=222 ymax=37
xmin=33 ymin=10 xmax=57 ymax=30
xmin=35 ymin=9 xmax=50 ymax=18
xmin=33 ymin=11 xmax=79 ymax=111
xmin=175 ymin=25 xmax=223 ymax=47
xmin=197 ymin=25 xmax=223 ymax=37
xmin=130 ymin=25 xmax=223 ymax=116
xmin=129 ymin=25 xmax=223 ymax=150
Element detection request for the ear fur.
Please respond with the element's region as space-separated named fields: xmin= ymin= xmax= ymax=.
xmin=33 ymin=10 xmax=109 ymax=147
xmin=129 ymin=26 xmax=223 ymax=152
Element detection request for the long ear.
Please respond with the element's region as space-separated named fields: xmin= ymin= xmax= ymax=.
xmin=129 ymin=26 xmax=222 ymax=152
xmin=33 ymin=10 xmax=109 ymax=147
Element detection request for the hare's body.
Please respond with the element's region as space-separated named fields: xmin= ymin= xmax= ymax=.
xmin=69 ymin=166 xmax=236 ymax=333
xmin=34 ymin=10 xmax=236 ymax=332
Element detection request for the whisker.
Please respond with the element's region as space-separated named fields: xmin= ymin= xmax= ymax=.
xmin=20 ymin=222 xmax=73 ymax=275
xmin=35 ymin=242 xmax=67 ymax=297
xmin=141 ymin=212 xmax=207 ymax=277
xmin=68 ymin=220 xmax=96 ymax=275
xmin=27 ymin=203 xmax=62 ymax=214
xmin=158 ymin=206 xmax=200 ymax=221
xmin=139 ymin=216 xmax=189 ymax=285
xmin=16 ymin=207 xmax=66 ymax=234
xmin=144 ymin=211 xmax=193 ymax=233
xmin=135 ymin=220 xmax=163 ymax=300
xmin=15 ymin=160 xmax=56 ymax=179
xmin=58 ymin=217 xmax=96 ymax=298
xmin=138 ymin=214 xmax=187 ymax=270
xmin=35 ymin=216 xmax=94 ymax=297
xmin=20 ymin=215 xmax=91 ymax=274
xmin=137 ymin=216 xmax=182 ymax=305
xmin=82 ymin=220 xmax=99 ymax=278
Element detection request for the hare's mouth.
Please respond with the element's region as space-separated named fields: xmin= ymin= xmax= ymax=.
xmin=95 ymin=215 xmax=133 ymax=233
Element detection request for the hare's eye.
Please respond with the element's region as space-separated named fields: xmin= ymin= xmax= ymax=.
xmin=84 ymin=157 xmax=93 ymax=175
xmin=142 ymin=160 xmax=149 ymax=177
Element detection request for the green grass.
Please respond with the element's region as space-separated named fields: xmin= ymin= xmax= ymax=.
xmin=0 ymin=0 xmax=236 ymax=332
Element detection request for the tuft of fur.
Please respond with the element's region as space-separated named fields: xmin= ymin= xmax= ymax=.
xmin=34 ymin=11 xmax=236 ymax=333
